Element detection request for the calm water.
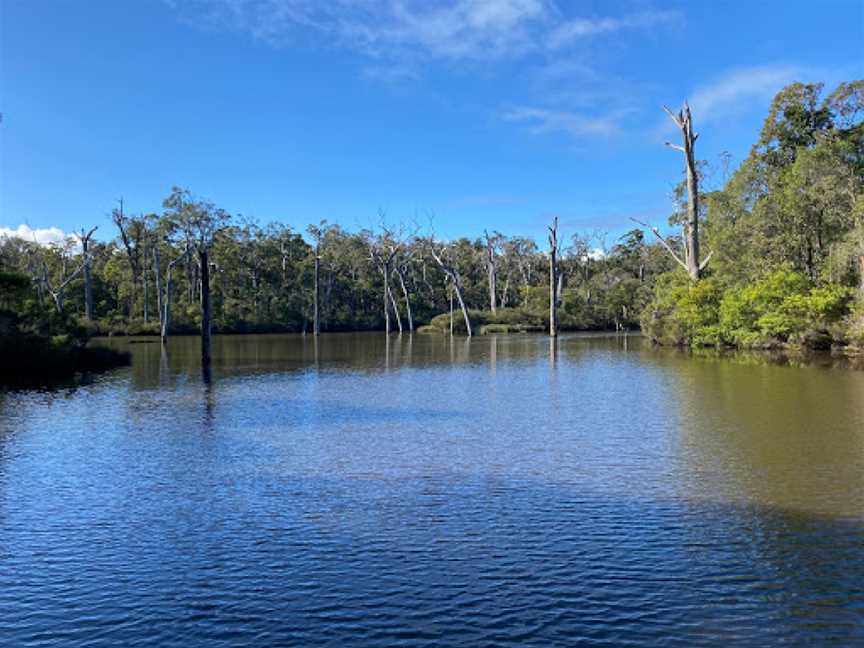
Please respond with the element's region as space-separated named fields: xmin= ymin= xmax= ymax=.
xmin=1 ymin=333 xmax=863 ymax=646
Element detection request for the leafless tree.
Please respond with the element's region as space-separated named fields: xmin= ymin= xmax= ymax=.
xmin=634 ymin=102 xmax=712 ymax=281
xmin=428 ymin=237 xmax=472 ymax=337
xmin=548 ymin=217 xmax=559 ymax=337
xmin=75 ymin=226 xmax=98 ymax=320
xmin=483 ymin=230 xmax=502 ymax=313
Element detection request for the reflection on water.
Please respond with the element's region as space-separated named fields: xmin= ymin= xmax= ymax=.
xmin=0 ymin=332 xmax=862 ymax=647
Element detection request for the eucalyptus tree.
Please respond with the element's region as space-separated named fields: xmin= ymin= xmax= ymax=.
xmin=163 ymin=187 xmax=230 ymax=366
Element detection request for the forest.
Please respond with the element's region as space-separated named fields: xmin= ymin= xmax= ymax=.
xmin=1 ymin=80 xmax=862 ymax=379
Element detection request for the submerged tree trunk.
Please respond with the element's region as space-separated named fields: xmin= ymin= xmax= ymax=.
xmin=548 ymin=217 xmax=559 ymax=338
xmin=388 ymin=282 xmax=403 ymax=333
xmin=395 ymin=267 xmax=414 ymax=332
xmin=200 ymin=248 xmax=212 ymax=368
xmin=142 ymin=253 xmax=149 ymax=323
xmin=449 ymin=285 xmax=454 ymax=336
xmin=160 ymin=247 xmax=188 ymax=344
xmin=484 ymin=231 xmax=497 ymax=313
xmin=77 ymin=226 xmax=98 ymax=321
xmin=313 ymin=243 xmax=321 ymax=336
xmin=452 ymin=281 xmax=472 ymax=337
xmin=430 ymin=244 xmax=472 ymax=337
xmin=153 ymin=247 xmax=163 ymax=334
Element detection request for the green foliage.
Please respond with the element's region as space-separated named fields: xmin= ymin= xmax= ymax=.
xmin=0 ymin=269 xmax=129 ymax=384
xmin=646 ymin=267 xmax=854 ymax=349
xmin=641 ymin=272 xmax=723 ymax=346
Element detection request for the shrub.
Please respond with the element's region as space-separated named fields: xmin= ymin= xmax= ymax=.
xmin=719 ymin=269 xmax=853 ymax=347
xmin=641 ymin=272 xmax=723 ymax=346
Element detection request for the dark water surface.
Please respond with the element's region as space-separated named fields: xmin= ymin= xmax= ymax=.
xmin=2 ymin=333 xmax=863 ymax=646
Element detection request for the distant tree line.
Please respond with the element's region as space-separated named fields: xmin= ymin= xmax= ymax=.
xmin=1 ymin=79 xmax=862 ymax=361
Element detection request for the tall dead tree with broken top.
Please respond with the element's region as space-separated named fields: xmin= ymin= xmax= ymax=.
xmin=484 ymin=230 xmax=500 ymax=314
xmin=548 ymin=216 xmax=559 ymax=337
xmin=658 ymin=102 xmax=711 ymax=281
xmin=76 ymin=226 xmax=98 ymax=321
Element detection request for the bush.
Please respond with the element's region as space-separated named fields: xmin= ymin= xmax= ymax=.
xmin=644 ymin=267 xmax=855 ymax=349
xmin=719 ymin=269 xmax=853 ymax=347
xmin=641 ymin=272 xmax=723 ymax=346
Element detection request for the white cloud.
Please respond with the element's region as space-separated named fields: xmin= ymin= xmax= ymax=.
xmin=0 ymin=224 xmax=70 ymax=246
xmin=172 ymin=1 xmax=680 ymax=70
xmin=647 ymin=64 xmax=821 ymax=143
xmin=547 ymin=10 xmax=680 ymax=49
xmin=687 ymin=64 xmax=811 ymax=122
xmin=503 ymin=106 xmax=629 ymax=140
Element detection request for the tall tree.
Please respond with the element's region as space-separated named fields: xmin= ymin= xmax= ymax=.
xmin=662 ymin=102 xmax=711 ymax=281
xmin=163 ymin=187 xmax=229 ymax=367
xmin=76 ymin=226 xmax=98 ymax=321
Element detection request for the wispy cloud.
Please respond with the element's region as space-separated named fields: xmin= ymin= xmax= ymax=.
xmin=686 ymin=64 xmax=813 ymax=122
xmin=503 ymin=106 xmax=630 ymax=140
xmin=547 ymin=10 xmax=680 ymax=49
xmin=0 ymin=224 xmax=70 ymax=246
xmin=171 ymin=1 xmax=681 ymax=72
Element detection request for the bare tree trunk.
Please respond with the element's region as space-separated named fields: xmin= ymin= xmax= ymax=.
xmin=548 ymin=217 xmax=559 ymax=337
xmin=200 ymin=248 xmax=212 ymax=368
xmin=484 ymin=231 xmax=497 ymax=313
xmin=501 ymin=273 xmax=511 ymax=308
xmin=388 ymin=283 xmax=403 ymax=333
xmin=153 ymin=247 xmax=163 ymax=334
xmin=430 ymin=244 xmax=472 ymax=337
xmin=77 ymin=226 xmax=98 ymax=321
xmin=395 ymin=267 xmax=414 ymax=332
xmin=452 ymin=281 xmax=472 ymax=337
xmin=143 ymin=252 xmax=149 ymax=323
xmin=382 ymin=267 xmax=391 ymax=334
xmin=556 ymin=271 xmax=565 ymax=306
xmin=313 ymin=243 xmax=320 ymax=336
xmin=161 ymin=247 xmax=188 ymax=344
xmin=449 ymin=285 xmax=454 ymax=336
xmin=663 ymin=102 xmax=708 ymax=281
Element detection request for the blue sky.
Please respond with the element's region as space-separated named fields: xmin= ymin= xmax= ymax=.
xmin=1 ymin=0 xmax=861 ymax=245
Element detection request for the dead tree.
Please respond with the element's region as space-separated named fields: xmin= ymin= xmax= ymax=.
xmin=548 ymin=217 xmax=559 ymax=337
xmin=199 ymin=246 xmax=212 ymax=367
xmin=314 ymin=240 xmax=321 ymax=336
xmin=306 ymin=221 xmax=332 ymax=336
xmin=368 ymin=238 xmax=399 ymax=334
xmin=112 ymin=198 xmax=150 ymax=317
xmin=428 ymin=240 xmax=472 ymax=337
xmin=393 ymin=259 xmax=414 ymax=333
xmin=484 ymin=230 xmax=500 ymax=313
xmin=155 ymin=244 xmax=190 ymax=344
xmin=649 ymin=102 xmax=712 ymax=281
xmin=76 ymin=226 xmax=98 ymax=320
xmin=37 ymin=244 xmax=87 ymax=314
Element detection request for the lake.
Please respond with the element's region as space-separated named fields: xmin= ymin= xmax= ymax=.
xmin=1 ymin=332 xmax=863 ymax=646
